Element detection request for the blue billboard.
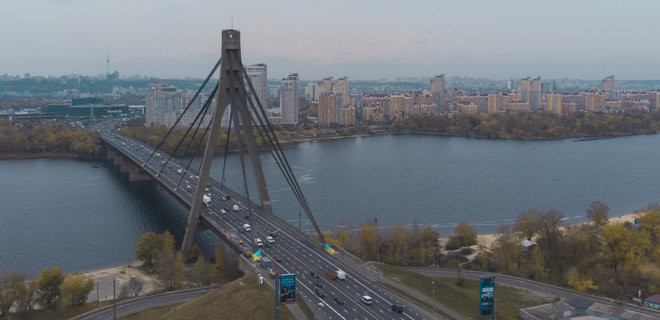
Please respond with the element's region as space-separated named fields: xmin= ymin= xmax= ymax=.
xmin=479 ymin=275 xmax=495 ymax=319
xmin=280 ymin=273 xmax=296 ymax=304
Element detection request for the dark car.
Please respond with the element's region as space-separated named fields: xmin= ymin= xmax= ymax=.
xmin=333 ymin=296 xmax=345 ymax=305
xmin=315 ymin=287 xmax=326 ymax=297
xmin=274 ymin=256 xmax=282 ymax=262
xmin=391 ymin=303 xmax=405 ymax=313
xmin=269 ymin=230 xmax=279 ymax=237
xmin=315 ymin=280 xmax=324 ymax=288
xmin=310 ymin=271 xmax=319 ymax=279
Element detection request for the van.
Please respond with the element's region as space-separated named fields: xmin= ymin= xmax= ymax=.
xmin=243 ymin=224 xmax=251 ymax=232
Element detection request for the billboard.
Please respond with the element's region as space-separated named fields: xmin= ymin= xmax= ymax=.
xmin=280 ymin=273 xmax=296 ymax=304
xmin=479 ymin=275 xmax=495 ymax=318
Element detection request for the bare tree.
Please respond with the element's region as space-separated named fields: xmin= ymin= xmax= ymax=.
xmin=120 ymin=277 xmax=144 ymax=298
xmin=586 ymin=201 xmax=609 ymax=227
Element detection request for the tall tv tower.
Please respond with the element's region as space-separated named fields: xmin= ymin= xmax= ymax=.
xmin=106 ymin=46 xmax=110 ymax=79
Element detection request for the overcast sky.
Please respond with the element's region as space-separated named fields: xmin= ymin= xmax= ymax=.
xmin=2 ymin=0 xmax=659 ymax=80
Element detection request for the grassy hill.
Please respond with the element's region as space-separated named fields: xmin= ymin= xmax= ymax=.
xmin=121 ymin=275 xmax=302 ymax=320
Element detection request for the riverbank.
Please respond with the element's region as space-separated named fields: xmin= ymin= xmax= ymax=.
xmin=72 ymin=262 xmax=161 ymax=302
xmin=440 ymin=212 xmax=639 ymax=262
xmin=0 ymin=152 xmax=80 ymax=160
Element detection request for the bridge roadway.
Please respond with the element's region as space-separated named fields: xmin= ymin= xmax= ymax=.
xmin=96 ymin=124 xmax=438 ymax=320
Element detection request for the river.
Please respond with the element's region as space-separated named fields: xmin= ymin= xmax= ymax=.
xmin=1 ymin=133 xmax=659 ymax=274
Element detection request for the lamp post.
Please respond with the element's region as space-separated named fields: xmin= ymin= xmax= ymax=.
xmin=376 ymin=217 xmax=379 ymax=282
xmin=113 ymin=276 xmax=116 ymax=320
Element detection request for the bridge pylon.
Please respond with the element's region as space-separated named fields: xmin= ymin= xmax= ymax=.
xmin=181 ymin=29 xmax=271 ymax=259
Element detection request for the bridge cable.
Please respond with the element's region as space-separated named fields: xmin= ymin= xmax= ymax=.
xmin=240 ymin=67 xmax=327 ymax=245
xmin=173 ymin=110 xmax=214 ymax=192
xmin=239 ymin=71 xmax=312 ymax=213
xmin=229 ymin=105 xmax=253 ymax=220
xmin=156 ymin=84 xmax=218 ymax=178
xmin=174 ymin=86 xmax=218 ymax=191
xmin=220 ymin=108 xmax=233 ymax=186
xmin=142 ymin=58 xmax=221 ymax=167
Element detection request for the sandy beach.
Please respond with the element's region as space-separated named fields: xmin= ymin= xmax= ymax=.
xmin=71 ymin=262 xmax=161 ymax=303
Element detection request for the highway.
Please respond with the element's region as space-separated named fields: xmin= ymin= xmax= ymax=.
xmin=94 ymin=122 xmax=438 ymax=320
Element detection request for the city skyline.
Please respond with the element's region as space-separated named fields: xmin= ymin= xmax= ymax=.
xmin=2 ymin=0 xmax=660 ymax=80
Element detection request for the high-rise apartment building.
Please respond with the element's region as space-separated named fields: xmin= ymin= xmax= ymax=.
xmin=314 ymin=76 xmax=349 ymax=107
xmin=318 ymin=93 xmax=341 ymax=126
xmin=280 ymin=73 xmax=299 ymax=125
xmin=530 ymin=77 xmax=542 ymax=110
xmin=430 ymin=75 xmax=445 ymax=112
xmin=245 ymin=63 xmax=267 ymax=122
xmin=516 ymin=77 xmax=531 ymax=106
xmin=602 ymin=75 xmax=615 ymax=99
xmin=546 ymin=93 xmax=562 ymax=114
xmin=145 ymin=81 xmax=211 ymax=128
xmin=334 ymin=77 xmax=349 ymax=107
xmin=305 ymin=82 xmax=319 ymax=101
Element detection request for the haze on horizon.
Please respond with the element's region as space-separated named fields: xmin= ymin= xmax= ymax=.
xmin=2 ymin=0 xmax=659 ymax=81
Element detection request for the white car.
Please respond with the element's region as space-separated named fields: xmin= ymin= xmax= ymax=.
xmin=254 ymin=238 xmax=263 ymax=247
xmin=220 ymin=208 xmax=227 ymax=214
xmin=243 ymin=223 xmax=251 ymax=232
xmin=186 ymin=184 xmax=192 ymax=190
xmin=266 ymin=236 xmax=275 ymax=244
xmin=360 ymin=295 xmax=372 ymax=305
xmin=232 ymin=204 xmax=240 ymax=211
xmin=177 ymin=169 xmax=183 ymax=174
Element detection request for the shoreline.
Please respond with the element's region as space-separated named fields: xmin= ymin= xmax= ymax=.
xmin=1 ymin=129 xmax=655 ymax=161
xmin=70 ymin=261 xmax=161 ymax=302
xmin=438 ymin=212 xmax=639 ymax=258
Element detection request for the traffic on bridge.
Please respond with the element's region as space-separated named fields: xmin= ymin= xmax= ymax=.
xmin=95 ymin=122 xmax=437 ymax=320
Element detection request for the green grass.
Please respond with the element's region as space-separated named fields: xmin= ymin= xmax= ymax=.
xmin=118 ymin=304 xmax=178 ymax=319
xmin=380 ymin=282 xmax=455 ymax=319
xmin=375 ymin=263 xmax=556 ymax=320
xmin=119 ymin=275 xmax=302 ymax=320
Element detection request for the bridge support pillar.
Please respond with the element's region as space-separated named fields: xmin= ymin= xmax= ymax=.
xmin=181 ymin=29 xmax=272 ymax=259
xmin=128 ymin=163 xmax=151 ymax=182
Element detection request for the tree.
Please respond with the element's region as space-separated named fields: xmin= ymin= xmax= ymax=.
xmin=18 ymin=279 xmax=37 ymax=312
xmin=60 ymin=274 xmax=94 ymax=306
xmin=36 ymin=267 xmax=65 ymax=309
xmin=135 ymin=232 xmax=163 ymax=269
xmin=599 ymin=223 xmax=630 ymax=273
xmin=637 ymin=203 xmax=660 ymax=244
xmin=453 ymin=221 xmax=477 ymax=247
xmin=189 ymin=243 xmax=202 ymax=264
xmin=0 ymin=271 xmax=26 ymax=317
xmin=119 ymin=277 xmax=144 ymax=298
xmin=135 ymin=230 xmax=176 ymax=270
xmin=517 ymin=209 xmax=541 ymax=240
xmin=156 ymin=251 xmax=185 ymax=291
xmin=192 ymin=255 xmax=219 ymax=285
xmin=359 ymin=225 xmax=377 ymax=260
xmin=586 ymin=201 xmax=609 ymax=227
xmin=493 ymin=224 xmax=519 ymax=272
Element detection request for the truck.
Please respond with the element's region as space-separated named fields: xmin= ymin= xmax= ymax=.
xmin=327 ymin=270 xmax=346 ymax=280
xmin=260 ymin=257 xmax=272 ymax=269
xmin=203 ymin=194 xmax=212 ymax=207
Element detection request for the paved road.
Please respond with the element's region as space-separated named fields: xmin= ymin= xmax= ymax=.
xmin=94 ymin=123 xmax=437 ymax=320
xmin=71 ymin=286 xmax=218 ymax=320
xmin=406 ymin=267 xmax=660 ymax=318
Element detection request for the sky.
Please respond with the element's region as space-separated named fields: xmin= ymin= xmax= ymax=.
xmin=2 ymin=0 xmax=660 ymax=80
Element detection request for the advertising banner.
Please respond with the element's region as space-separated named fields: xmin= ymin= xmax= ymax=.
xmin=280 ymin=273 xmax=296 ymax=304
xmin=479 ymin=275 xmax=495 ymax=318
